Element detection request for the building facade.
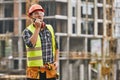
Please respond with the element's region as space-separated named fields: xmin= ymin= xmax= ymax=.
xmin=0 ymin=0 xmax=120 ymax=80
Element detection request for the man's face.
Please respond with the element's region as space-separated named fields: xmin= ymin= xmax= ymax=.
xmin=31 ymin=10 xmax=44 ymax=22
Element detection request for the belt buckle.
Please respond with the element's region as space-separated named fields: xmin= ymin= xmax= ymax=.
xmin=39 ymin=66 xmax=46 ymax=73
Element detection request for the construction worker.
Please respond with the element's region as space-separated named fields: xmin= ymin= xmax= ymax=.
xmin=22 ymin=4 xmax=59 ymax=80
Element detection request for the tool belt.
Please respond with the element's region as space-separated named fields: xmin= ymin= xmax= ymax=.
xmin=26 ymin=63 xmax=58 ymax=79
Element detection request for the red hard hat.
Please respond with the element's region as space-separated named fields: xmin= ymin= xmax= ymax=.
xmin=28 ymin=4 xmax=45 ymax=16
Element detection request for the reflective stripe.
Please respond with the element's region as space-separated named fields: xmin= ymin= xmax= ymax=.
xmin=27 ymin=60 xmax=43 ymax=67
xmin=27 ymin=47 xmax=41 ymax=51
xmin=28 ymin=56 xmax=42 ymax=61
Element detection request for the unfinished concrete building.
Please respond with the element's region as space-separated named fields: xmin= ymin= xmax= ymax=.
xmin=0 ymin=0 xmax=120 ymax=80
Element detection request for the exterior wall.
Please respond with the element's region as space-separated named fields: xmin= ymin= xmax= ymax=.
xmin=0 ymin=0 xmax=120 ymax=80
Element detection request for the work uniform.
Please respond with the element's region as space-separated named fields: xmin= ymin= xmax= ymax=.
xmin=22 ymin=24 xmax=58 ymax=80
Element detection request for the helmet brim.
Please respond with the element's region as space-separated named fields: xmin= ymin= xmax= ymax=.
xmin=28 ymin=9 xmax=45 ymax=16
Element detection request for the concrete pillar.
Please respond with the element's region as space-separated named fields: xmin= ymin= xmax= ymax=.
xmin=88 ymin=64 xmax=91 ymax=80
xmin=97 ymin=62 xmax=102 ymax=80
xmin=68 ymin=0 xmax=72 ymax=35
xmin=94 ymin=0 xmax=98 ymax=36
xmin=80 ymin=64 xmax=84 ymax=80
xmin=76 ymin=0 xmax=81 ymax=35
xmin=18 ymin=0 xmax=23 ymax=70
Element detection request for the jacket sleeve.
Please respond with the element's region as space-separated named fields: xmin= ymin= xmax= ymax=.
xmin=22 ymin=29 xmax=34 ymax=48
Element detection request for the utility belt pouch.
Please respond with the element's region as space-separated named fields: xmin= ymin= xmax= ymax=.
xmin=26 ymin=63 xmax=58 ymax=79
xmin=26 ymin=67 xmax=39 ymax=79
xmin=45 ymin=63 xmax=57 ymax=79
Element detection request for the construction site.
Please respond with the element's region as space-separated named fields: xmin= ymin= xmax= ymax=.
xmin=0 ymin=0 xmax=120 ymax=80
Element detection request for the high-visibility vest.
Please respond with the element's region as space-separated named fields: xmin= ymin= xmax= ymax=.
xmin=26 ymin=24 xmax=56 ymax=67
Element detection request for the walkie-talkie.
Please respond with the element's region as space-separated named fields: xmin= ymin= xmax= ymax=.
xmin=33 ymin=18 xmax=46 ymax=28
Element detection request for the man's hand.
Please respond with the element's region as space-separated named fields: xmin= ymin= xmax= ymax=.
xmin=54 ymin=61 xmax=59 ymax=70
xmin=30 ymin=18 xmax=43 ymax=46
xmin=34 ymin=19 xmax=42 ymax=29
